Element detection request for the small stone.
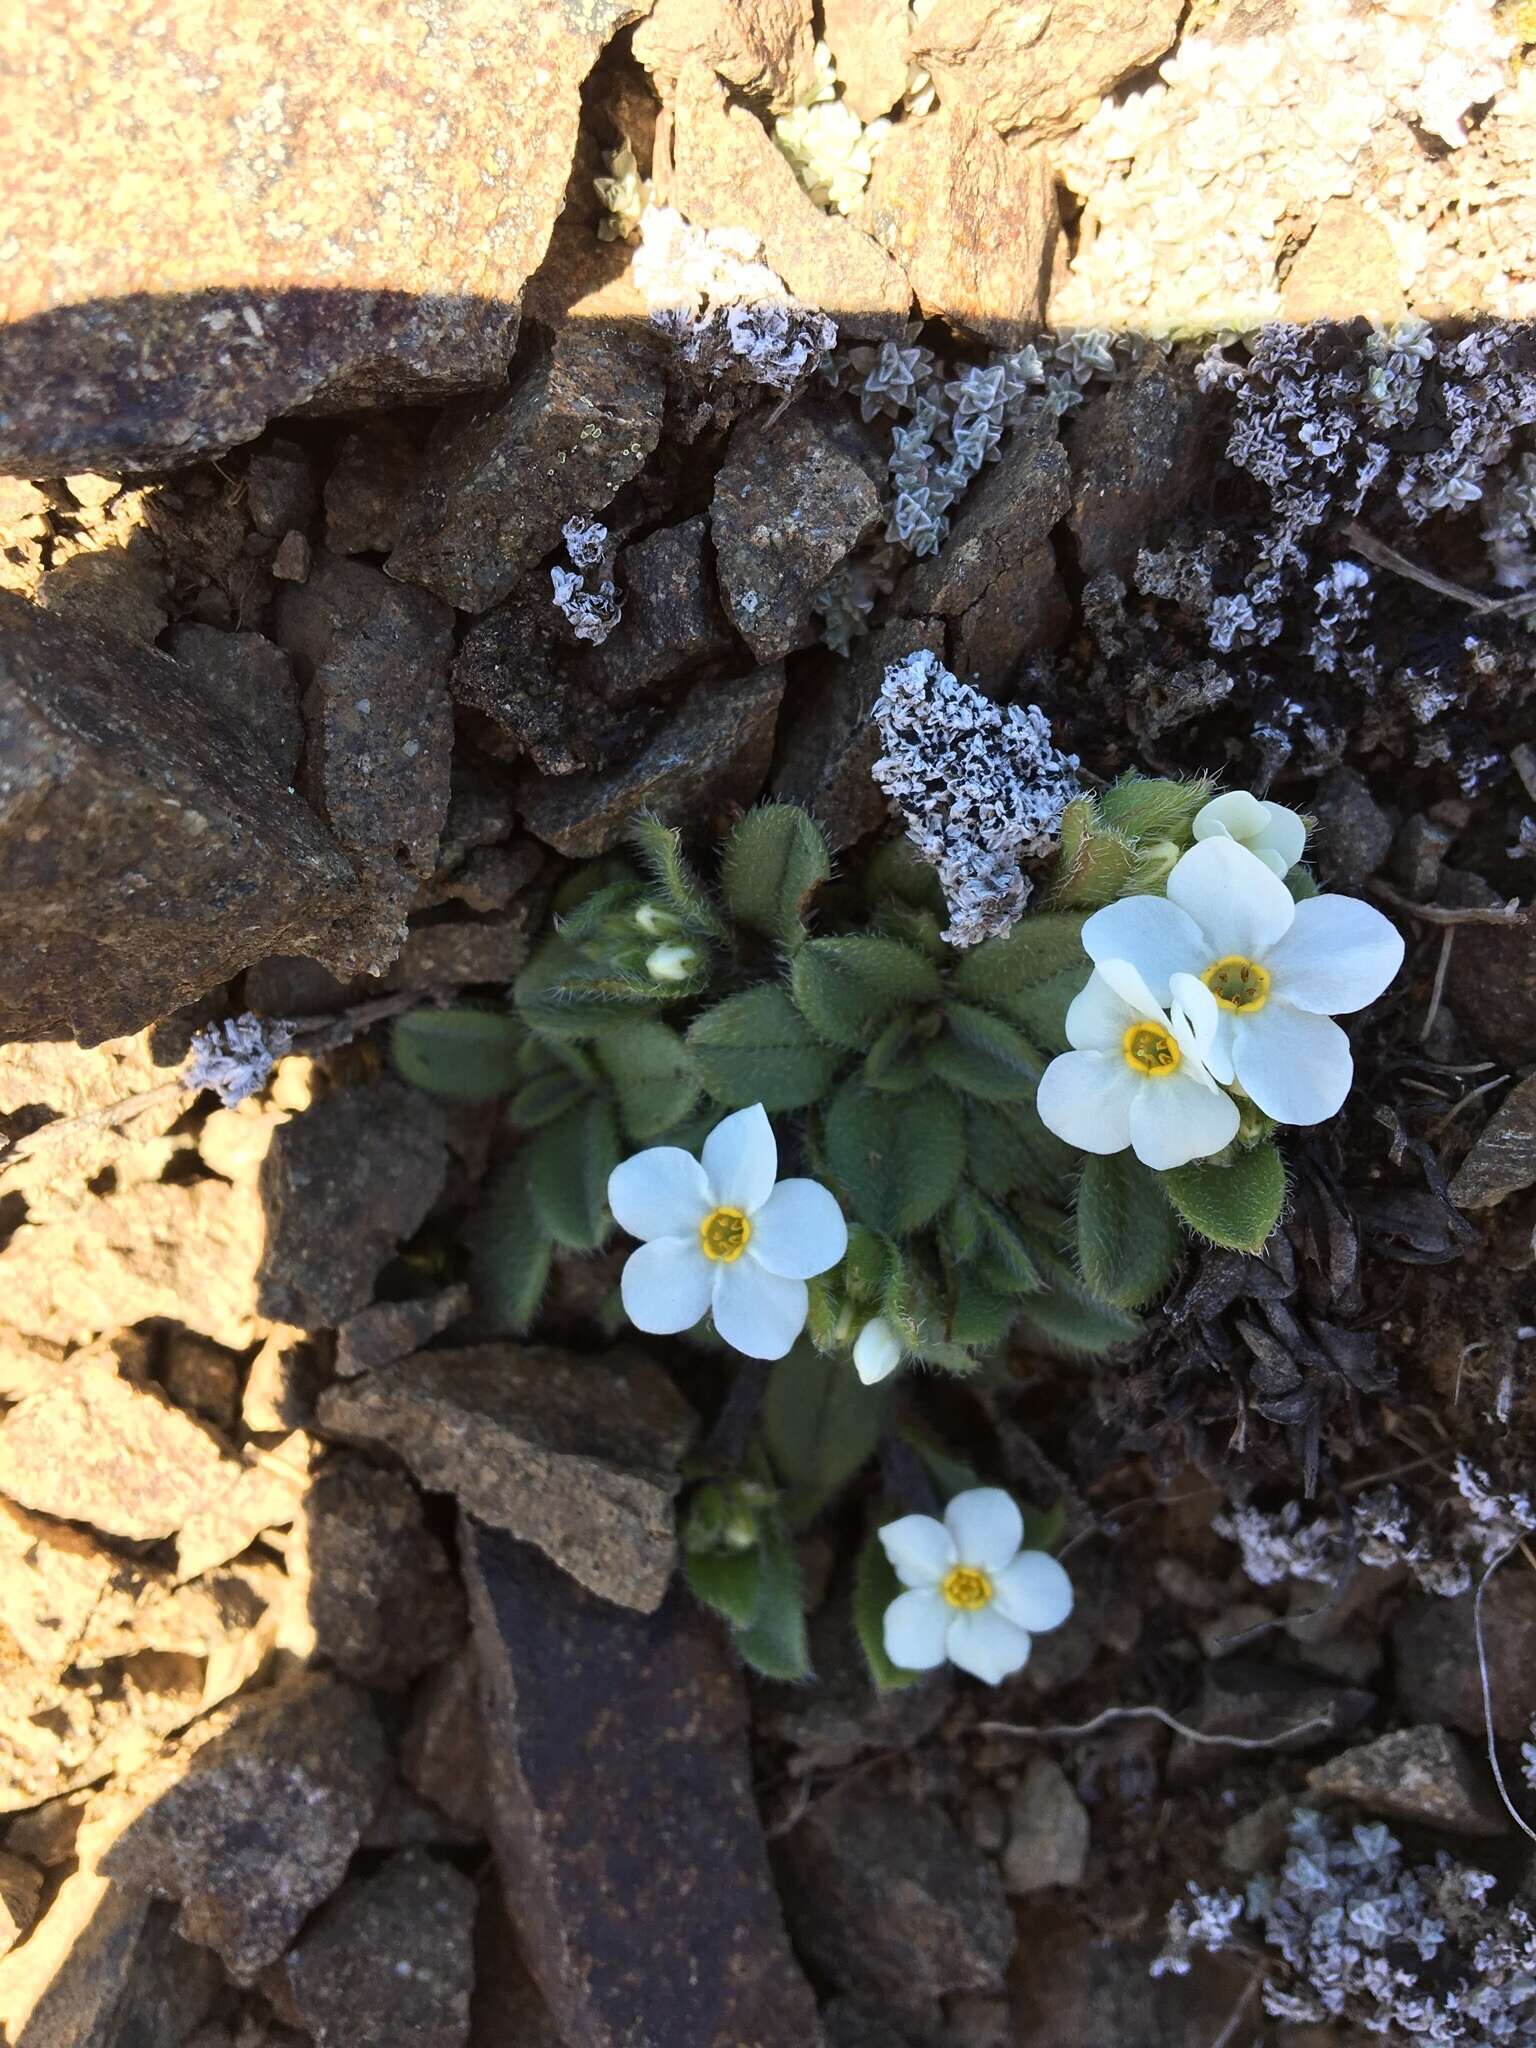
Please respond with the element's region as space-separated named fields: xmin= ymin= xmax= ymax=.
xmin=35 ymin=520 xmax=169 ymax=646
xmin=269 ymin=1849 xmax=476 ymax=2048
xmin=1010 ymin=1899 xmax=1255 ymax=2048
xmin=858 ymin=106 xmax=1056 ymax=348
xmin=241 ymin=1327 xmax=321 ymax=1432
xmin=101 ymin=1673 xmax=390 ymax=1984
xmin=245 ymin=444 xmax=318 ymax=540
xmin=910 ymin=0 xmax=1185 ymax=141
xmin=400 ymin=1649 xmax=489 ymax=1841
xmin=383 ymin=910 xmax=534 ymax=991
xmin=578 ymin=516 xmax=735 ymax=707
xmin=516 ymin=661 xmax=785 ymax=859
xmin=1168 ymin=1660 xmax=1373 ymax=1781
xmin=1281 ymin=200 xmax=1405 ymax=324
xmin=0 ymin=1850 xmax=42 ymax=1956
xmin=821 ymin=1998 xmax=941 ymax=2048
xmin=461 ymin=1521 xmax=822 ymax=2046
xmin=757 ymin=1591 xmax=951 ymax=1773
xmin=1198 ymin=1601 xmax=1275 ymax=1659
xmin=1311 ymin=767 xmax=1393 ymax=888
xmin=1393 ymin=1576 xmax=1536 ymax=1742
xmin=776 ymin=1786 xmax=1015 ymax=1999
xmin=163 ymin=1332 xmax=245 ymax=1434
xmin=174 ymin=1432 xmax=316 ymax=1580
xmin=1444 ymin=917 xmax=1536 ymax=1069
xmin=713 ymin=405 xmax=881 ymax=661
xmin=317 ymin=1344 xmax=694 ymax=1611
xmin=1002 ymin=1757 xmax=1090 ymax=1894
xmin=335 ymin=1285 xmax=473 ymax=1377
xmin=633 ymin=0 xmax=814 ymax=108
xmin=1391 ymin=813 xmax=1455 ymax=899
xmin=1448 ymin=1072 xmax=1536 ymax=1210
xmin=271 ymin=530 xmax=312 ymax=583
xmin=1067 ymin=354 xmax=1207 ymax=582
xmin=256 ymin=1080 xmax=449 ymax=1328
xmin=163 ymin=624 xmax=305 ymax=788
xmin=386 ymin=323 xmax=666 ymax=614
xmin=323 ymin=419 xmax=426 ymax=556
xmin=821 ymin=0 xmax=910 ymax=118
xmin=670 ymin=60 xmax=911 ymax=339
xmin=1220 ymin=1794 xmax=1294 ymax=1877
xmin=1305 ymin=1724 xmax=1506 ymax=1837
xmin=295 ymin=1458 xmax=466 ymax=1689
xmin=0 ymin=1027 xmax=186 ymax=1206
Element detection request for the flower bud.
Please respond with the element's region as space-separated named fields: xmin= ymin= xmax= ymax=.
xmin=853 ymin=1315 xmax=903 ymax=1386
xmin=645 ymin=941 xmax=699 ymax=983
xmin=682 ymin=1483 xmax=727 ymax=1554
xmin=634 ymin=901 xmax=682 ymax=937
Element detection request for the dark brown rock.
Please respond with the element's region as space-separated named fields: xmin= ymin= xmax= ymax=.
xmin=317 ymin=1344 xmax=694 ymax=1611
xmin=240 ymin=1328 xmax=321 ymax=1433
xmin=1444 ymin=917 xmax=1536 ymax=1069
xmin=1305 ymin=1724 xmax=1506 ymax=1836
xmin=581 ymin=515 xmax=735 ymax=704
xmin=269 ymin=1849 xmax=476 ymax=2048
xmin=633 ymin=0 xmax=814 ymax=108
xmin=670 ymin=60 xmax=911 ymax=339
xmin=1169 ymin=1660 xmax=1374 ymax=1780
xmin=516 ymin=660 xmax=786 ymax=857
xmin=335 ymin=1284 xmax=474 ymax=1377
xmin=461 ymin=1520 xmax=824 ymax=2047
xmin=102 ymin=1673 xmax=390 ymax=1983
xmin=245 ymin=443 xmax=319 ymax=539
xmin=451 ymin=588 xmax=593 ymax=776
xmin=1010 ymin=1900 xmax=1256 ymax=2048
xmin=401 ymin=1650 xmax=489 ymax=1841
xmin=756 ymin=1583 xmax=951 ymax=1772
xmin=383 ymin=910 xmax=535 ymax=991
xmin=713 ymin=406 xmax=882 ymax=660
xmin=1393 ymin=1576 xmax=1536 ymax=1743
xmin=162 ymin=1332 xmax=245 ymax=1433
xmin=858 ymin=105 xmax=1057 ymax=348
xmin=324 ymin=418 xmax=426 ymax=556
xmin=35 ymin=512 xmax=169 ymax=645
xmin=271 ymin=530 xmax=312 ymax=583
xmin=386 ymin=323 xmax=666 ymax=613
xmin=775 ymin=1787 xmax=1015 ymax=2000
xmin=1311 ymin=766 xmax=1393 ymax=888
xmin=297 ymin=1458 xmax=466 ymax=1689
xmin=0 ymin=593 xmax=356 ymax=1045
xmin=0 ymin=0 xmax=651 ymax=474
xmin=1066 ymin=353 xmax=1207 ymax=582
xmin=0 ymin=1850 xmax=42 ymax=1956
xmin=256 ymin=1079 xmax=449 ymax=1328
xmin=1449 ymin=1072 xmax=1536 ymax=1209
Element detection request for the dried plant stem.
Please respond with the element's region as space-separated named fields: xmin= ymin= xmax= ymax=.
xmin=1208 ymin=1964 xmax=1265 ymax=2048
xmin=1345 ymin=522 xmax=1536 ymax=616
xmin=1474 ymin=1537 xmax=1536 ymax=1848
xmin=1368 ymin=879 xmax=1528 ymax=928
xmin=975 ymin=1704 xmax=1334 ymax=1750
xmin=1420 ymin=927 xmax=1454 ymax=1042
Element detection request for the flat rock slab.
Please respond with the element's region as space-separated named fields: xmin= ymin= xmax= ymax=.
xmin=1449 ymin=1070 xmax=1536 ymax=1209
xmin=460 ymin=1519 xmax=824 ymax=2048
xmin=0 ymin=0 xmax=653 ymax=474
xmin=317 ymin=1343 xmax=695 ymax=1611
xmin=1306 ymin=1724 xmax=1507 ymax=1837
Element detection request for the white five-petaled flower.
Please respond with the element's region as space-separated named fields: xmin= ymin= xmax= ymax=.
xmin=1079 ymin=837 xmax=1404 ymax=1129
xmin=852 ymin=1315 xmax=903 ymax=1385
xmin=880 ymin=1488 xmax=1074 ymax=1685
xmin=1036 ymin=959 xmax=1240 ymax=1170
xmin=1193 ymin=790 xmax=1307 ymax=880
xmin=608 ymin=1103 xmax=848 ymax=1362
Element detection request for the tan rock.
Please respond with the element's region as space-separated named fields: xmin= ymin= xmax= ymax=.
xmin=634 ymin=0 xmax=815 ymax=110
xmin=823 ymin=0 xmax=912 ymax=119
xmin=0 ymin=1029 xmax=185 ymax=1205
xmin=1282 ymin=200 xmax=1405 ymax=323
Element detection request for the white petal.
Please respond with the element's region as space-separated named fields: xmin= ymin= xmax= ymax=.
xmin=883 ymin=1587 xmax=950 ymax=1669
xmin=1167 ymin=837 xmax=1296 ymax=958
xmin=853 ymin=1317 xmax=903 ymax=1385
xmin=1232 ymin=1003 xmax=1354 ymax=1125
xmin=701 ymin=1103 xmax=778 ymax=1213
xmin=1094 ymin=956 xmax=1171 ymax=1020
xmin=1036 ymin=1052 xmax=1137 ymax=1156
xmin=1261 ymin=895 xmax=1405 ymax=1016
xmin=747 ymin=1178 xmax=848 ymax=1280
xmin=1195 ymin=790 xmax=1269 ymax=844
xmin=944 ymin=1487 xmax=1024 ymax=1572
xmin=1255 ymin=848 xmax=1289 ymax=877
xmin=879 ymin=1513 xmax=956 ymax=1588
xmin=991 ymin=1551 xmax=1075 ymax=1633
xmin=1169 ymin=971 xmax=1227 ymax=1077
xmin=710 ymin=1257 xmax=807 ymax=1360
xmin=620 ymin=1237 xmax=713 ymax=1334
xmin=608 ymin=1147 xmax=711 ymax=1241
xmin=944 ymin=1607 xmax=1032 ymax=1684
xmin=1258 ymin=800 xmax=1307 ymax=872
xmin=1064 ymin=970 xmax=1136 ymax=1054
xmin=1082 ymin=895 xmax=1204 ymax=1000
xmin=1127 ymin=1072 xmax=1239 ymax=1169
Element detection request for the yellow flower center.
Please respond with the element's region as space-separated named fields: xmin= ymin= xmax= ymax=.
xmin=1122 ymin=1021 xmax=1182 ymax=1078
xmin=699 ymin=1206 xmax=751 ymax=1262
xmin=1202 ymin=954 xmax=1272 ymax=1012
xmin=941 ymin=1565 xmax=993 ymax=1611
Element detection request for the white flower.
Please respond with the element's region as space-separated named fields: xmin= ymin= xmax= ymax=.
xmin=608 ymin=1104 xmax=848 ymax=1362
xmin=645 ymin=942 xmax=699 ymax=983
xmin=879 ymin=1488 xmax=1074 ymax=1685
xmin=1193 ymin=790 xmax=1307 ymax=879
xmin=1079 ymin=837 xmax=1404 ymax=1128
xmin=1035 ymin=961 xmax=1240 ymax=1170
xmin=853 ymin=1316 xmax=903 ymax=1385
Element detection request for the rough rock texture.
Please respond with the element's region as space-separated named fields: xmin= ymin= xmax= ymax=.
xmin=670 ymin=61 xmax=911 ymax=338
xmin=1010 ymin=1901 xmax=1254 ymax=2048
xmin=1169 ymin=1660 xmax=1374 ymax=1779
xmin=1281 ymin=200 xmax=1406 ymax=323
xmin=516 ymin=661 xmax=785 ymax=858
xmin=324 ymin=419 xmax=425 ymax=557
xmin=776 ymin=1787 xmax=1015 ymax=1999
xmin=174 ymin=1431 xmax=315 ymax=1581
xmin=102 ymin=1673 xmax=390 ymax=1983
xmin=461 ymin=1521 xmax=824 ymax=2047
xmin=1003 ymin=1756 xmax=1091 ymax=1892
xmin=713 ymin=406 xmax=881 ymax=660
xmin=1305 ymin=1724 xmax=1506 ymax=1837
xmin=317 ymin=1344 xmax=695 ymax=1611
xmin=273 ymin=553 xmax=456 ymax=974
xmin=296 ymin=1458 xmax=466 ymax=1688
xmin=1445 ymin=920 xmax=1536 ymax=1070
xmin=910 ymin=0 xmax=1186 ymax=141
xmin=1066 ymin=354 xmax=1206 ymax=582
xmin=858 ymin=106 xmax=1057 ymax=347
xmin=0 ymin=1850 xmax=42 ymax=1956
xmin=772 ymin=619 xmax=946 ymax=850
xmin=335 ymin=1283 xmax=473 ymax=1377
xmin=400 ymin=1650 xmax=488 ymax=1840
xmin=0 ymin=593 xmax=356 ymax=1044
xmin=1393 ymin=1577 xmax=1536 ymax=1743
xmin=0 ymin=1028 xmax=185 ymax=1204
xmin=821 ymin=0 xmax=910 ymax=119
xmin=386 ymin=323 xmax=666 ymax=613
xmin=0 ymin=0 xmax=654 ymax=474
xmin=1311 ymin=767 xmax=1393 ymax=888
xmin=755 ymin=1591 xmax=951 ymax=1772
xmin=257 ymin=1080 xmax=449 ymax=1328
xmin=268 ymin=1850 xmax=477 ymax=2048
xmin=1449 ymin=1072 xmax=1536 ymax=1209
xmin=580 ymin=515 xmax=735 ymax=704
xmin=383 ymin=911 xmax=535 ymax=992
xmin=634 ymin=0 xmax=814 ymax=109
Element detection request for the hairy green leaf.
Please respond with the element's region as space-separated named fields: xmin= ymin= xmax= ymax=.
xmin=791 ymin=936 xmax=942 ymax=1051
xmin=508 ymin=1065 xmax=592 ymax=1130
xmin=473 ymin=1164 xmax=552 ymax=1335
xmin=853 ymin=1525 xmax=922 ymax=1692
xmin=528 ymin=1098 xmax=620 ymax=1251
xmin=825 ymin=1080 xmax=964 ymax=1236
xmin=1075 ymin=1152 xmax=1183 ymax=1308
xmin=1015 ymin=1288 xmax=1141 ymax=1356
xmin=687 ymin=985 xmax=842 ymax=1111
xmin=719 ymin=804 xmax=830 ymax=947
xmin=1161 ymin=1142 xmax=1287 ymax=1252
xmin=593 ymin=1018 xmax=701 ymax=1141
xmin=629 ymin=812 xmax=725 ymax=937
xmin=733 ymin=1518 xmax=810 ymax=1680
xmin=390 ymin=1007 xmax=523 ymax=1101
xmin=1096 ymin=771 xmax=1214 ymax=842
xmin=948 ymin=912 xmax=1089 ymax=1005
xmin=925 ymin=1003 xmax=1042 ymax=1101
xmin=514 ymin=937 xmax=639 ymax=1041
xmin=684 ymin=1544 xmax=764 ymax=1630
xmin=763 ymin=1339 xmax=889 ymax=1521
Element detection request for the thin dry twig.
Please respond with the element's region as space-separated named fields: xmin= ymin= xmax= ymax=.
xmin=1208 ymin=1964 xmax=1265 ymax=2048
xmin=1368 ymin=878 xmax=1529 ymax=928
xmin=975 ymin=1704 xmax=1335 ymax=1751
xmin=1345 ymin=522 xmax=1536 ymax=616
xmin=1473 ymin=1535 xmax=1536 ymax=1848
xmin=1420 ymin=927 xmax=1454 ymax=1043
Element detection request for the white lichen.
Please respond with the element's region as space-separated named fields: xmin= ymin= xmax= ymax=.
xmin=550 ymin=518 xmax=622 ymax=644
xmin=183 ymin=1012 xmax=295 ymax=1108
xmin=773 ymin=41 xmax=891 ymax=215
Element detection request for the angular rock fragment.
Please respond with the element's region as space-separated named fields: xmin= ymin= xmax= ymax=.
xmin=163 ymin=1331 xmax=245 ymax=1433
xmin=0 ymin=1852 xmax=41 ymax=1957
xmin=859 ymin=105 xmax=1057 ymax=347
xmin=1282 ymin=199 xmax=1406 ymax=323
xmin=1066 ymin=354 xmax=1206 ymax=582
xmin=335 ymin=1284 xmax=473 ymax=1377
xmin=713 ymin=406 xmax=882 ymax=660
xmin=1003 ymin=1757 xmax=1090 ymax=1892
xmin=461 ymin=1522 xmax=824 ymax=2046
xmin=1449 ymin=1072 xmax=1536 ymax=1209
xmin=256 ymin=1080 xmax=449 ymax=1329
xmin=1306 ymin=1725 xmax=1506 ymax=1837
xmin=516 ymin=661 xmax=786 ymax=858
xmin=634 ymin=0 xmax=815 ymax=109
xmin=821 ymin=0 xmax=911 ymax=119
xmin=1169 ymin=1659 xmax=1374 ymax=1780
xmin=400 ymin=1649 xmax=489 ymax=1841
xmin=387 ymin=324 xmax=666 ymax=614
xmin=102 ymin=1673 xmax=390 ymax=1983
xmin=0 ymin=594 xmax=356 ymax=1044
xmin=240 ymin=1327 xmax=319 ymax=1433
xmin=323 ymin=419 xmax=426 ymax=556
xmin=670 ymin=61 xmax=911 ymax=338
xmin=580 ymin=515 xmax=735 ymax=704
xmin=1393 ymin=1577 xmax=1536 ymax=1742
xmin=267 ymin=1849 xmax=477 ymax=2048
xmin=383 ymin=911 xmax=535 ymax=991
xmin=0 ymin=1027 xmax=186 ymax=1204
xmin=174 ymin=1432 xmax=316 ymax=1581
xmin=318 ymin=1345 xmax=695 ymax=1611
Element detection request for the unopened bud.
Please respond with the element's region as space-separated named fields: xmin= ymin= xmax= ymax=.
xmin=646 ymin=941 xmax=699 ymax=983
xmin=634 ymin=901 xmax=682 ymax=937
xmin=853 ymin=1316 xmax=903 ymax=1386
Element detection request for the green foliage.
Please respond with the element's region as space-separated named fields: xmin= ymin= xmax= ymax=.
xmin=949 ymin=913 xmax=1089 ymax=1007
xmin=630 ymin=812 xmax=726 ymax=938
xmin=1075 ymin=1152 xmax=1183 ymax=1308
xmin=762 ymin=1340 xmax=889 ymax=1522
xmin=860 ymin=837 xmax=948 ymax=916
xmin=853 ymin=1526 xmax=921 ymax=1692
xmin=1015 ymin=1288 xmax=1141 ymax=1356
xmin=527 ymin=1098 xmax=620 ymax=1251
xmin=824 ymin=1080 xmax=964 ymax=1235
xmin=507 ymin=1063 xmax=591 ymax=1130
xmin=515 ymin=936 xmax=641 ymax=1040
xmin=684 ymin=1544 xmax=765 ymax=1630
xmin=390 ymin=1006 xmax=524 ymax=1101
xmin=1096 ymin=771 xmax=1213 ymax=842
xmin=790 ymin=935 xmax=942 ymax=1050
xmin=990 ymin=965 xmax=1086 ymax=1054
xmin=903 ymin=1433 xmax=982 ymax=1502
xmin=719 ymin=804 xmax=831 ymax=948
xmin=731 ymin=1518 xmax=810 ymax=1680
xmin=924 ymin=1003 xmax=1041 ymax=1102
xmin=686 ymin=985 xmax=842 ymax=1110
xmin=473 ymin=1164 xmax=552 ymax=1335
xmin=1161 ymin=1141 xmax=1287 ymax=1252
xmin=591 ymin=1018 xmax=701 ymax=1141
